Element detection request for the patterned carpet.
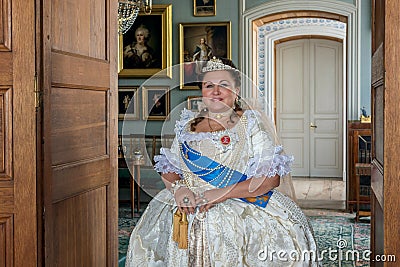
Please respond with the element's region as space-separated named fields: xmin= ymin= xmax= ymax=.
xmin=306 ymin=210 xmax=370 ymax=267
xmin=118 ymin=207 xmax=370 ymax=266
xmin=118 ymin=206 xmax=142 ymax=262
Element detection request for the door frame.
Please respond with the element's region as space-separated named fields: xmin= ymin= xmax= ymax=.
xmin=240 ymin=1 xmax=360 ymax=120
xmin=9 ymin=0 xmax=37 ymax=265
xmin=241 ymin=9 xmax=351 ymax=181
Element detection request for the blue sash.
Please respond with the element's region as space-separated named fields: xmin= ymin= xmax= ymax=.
xmin=181 ymin=141 xmax=273 ymax=208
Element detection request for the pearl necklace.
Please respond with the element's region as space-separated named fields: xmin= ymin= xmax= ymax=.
xmin=208 ymin=109 xmax=234 ymax=120
xmin=180 ymin=115 xmax=249 ymax=190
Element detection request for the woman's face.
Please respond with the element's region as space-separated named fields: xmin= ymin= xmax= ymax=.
xmin=135 ymin=30 xmax=145 ymax=44
xmin=201 ymin=70 xmax=239 ymax=113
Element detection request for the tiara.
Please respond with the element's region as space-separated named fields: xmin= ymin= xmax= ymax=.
xmin=201 ymin=57 xmax=235 ymax=73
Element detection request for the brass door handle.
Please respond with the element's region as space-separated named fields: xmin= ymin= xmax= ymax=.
xmin=310 ymin=123 xmax=317 ymax=128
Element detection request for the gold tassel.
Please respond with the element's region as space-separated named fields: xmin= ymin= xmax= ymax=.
xmin=178 ymin=211 xmax=189 ymax=249
xmin=172 ymin=209 xmax=181 ymax=242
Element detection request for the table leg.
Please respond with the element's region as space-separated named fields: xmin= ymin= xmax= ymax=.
xmin=136 ymin=165 xmax=141 ymax=213
xmin=130 ymin=171 xmax=135 ymax=218
xmin=356 ymin=172 xmax=360 ymax=222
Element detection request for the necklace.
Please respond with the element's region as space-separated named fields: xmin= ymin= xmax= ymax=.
xmin=208 ymin=109 xmax=233 ymax=120
xmin=180 ymin=114 xmax=249 ymax=189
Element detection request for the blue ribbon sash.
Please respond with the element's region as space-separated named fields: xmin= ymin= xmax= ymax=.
xmin=181 ymin=141 xmax=273 ymax=208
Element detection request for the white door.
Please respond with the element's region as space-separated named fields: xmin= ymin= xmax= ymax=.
xmin=276 ymin=39 xmax=343 ymax=177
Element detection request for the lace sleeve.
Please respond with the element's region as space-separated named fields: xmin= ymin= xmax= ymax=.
xmin=153 ymin=137 xmax=182 ymax=175
xmin=244 ymin=110 xmax=294 ymax=178
xmin=153 ymin=109 xmax=196 ymax=175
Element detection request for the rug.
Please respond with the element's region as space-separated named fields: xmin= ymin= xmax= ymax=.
xmin=118 ymin=206 xmax=142 ymax=261
xmin=307 ymin=211 xmax=370 ymax=267
xmin=118 ymin=207 xmax=371 ymax=266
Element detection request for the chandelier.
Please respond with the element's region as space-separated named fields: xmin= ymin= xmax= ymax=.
xmin=118 ymin=0 xmax=152 ymax=35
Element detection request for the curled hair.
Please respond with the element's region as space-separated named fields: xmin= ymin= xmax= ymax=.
xmin=135 ymin=24 xmax=150 ymax=40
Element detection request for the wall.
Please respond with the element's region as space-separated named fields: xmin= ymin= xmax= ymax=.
xmin=359 ymin=0 xmax=371 ymax=116
xmin=119 ymin=0 xmax=372 ymax=137
xmin=243 ymin=0 xmax=372 ymax=117
xmin=119 ymin=0 xmax=240 ymax=135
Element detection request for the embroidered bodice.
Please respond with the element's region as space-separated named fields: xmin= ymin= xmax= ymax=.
xmin=154 ymin=109 xmax=293 ymax=189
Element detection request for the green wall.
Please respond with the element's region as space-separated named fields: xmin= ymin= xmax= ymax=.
xmin=119 ymin=0 xmax=372 ymax=136
xmin=119 ymin=0 xmax=240 ymax=135
xmin=359 ymin=0 xmax=372 ymax=116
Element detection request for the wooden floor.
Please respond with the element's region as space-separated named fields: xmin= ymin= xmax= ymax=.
xmin=292 ymin=177 xmax=346 ymax=210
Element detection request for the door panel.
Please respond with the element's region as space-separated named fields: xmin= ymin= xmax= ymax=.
xmin=53 ymin=188 xmax=107 ymax=266
xmin=309 ymin=40 xmax=343 ymax=176
xmin=51 ymin=87 xmax=107 ymax=164
xmin=42 ymin=0 xmax=118 ymax=266
xmin=277 ymin=40 xmax=310 ymax=176
xmin=276 ymin=38 xmax=343 ymax=177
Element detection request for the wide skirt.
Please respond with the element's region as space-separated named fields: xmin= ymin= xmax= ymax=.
xmin=125 ymin=189 xmax=319 ymax=267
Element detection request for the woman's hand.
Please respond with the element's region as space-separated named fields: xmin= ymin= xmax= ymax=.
xmin=195 ymin=188 xmax=229 ymax=213
xmin=174 ymin=187 xmax=196 ymax=215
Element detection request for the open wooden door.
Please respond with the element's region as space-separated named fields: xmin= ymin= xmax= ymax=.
xmin=40 ymin=0 xmax=118 ymax=266
xmin=370 ymin=0 xmax=400 ymax=265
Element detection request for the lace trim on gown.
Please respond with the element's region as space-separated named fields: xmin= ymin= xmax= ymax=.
xmin=245 ymin=145 xmax=294 ymax=178
xmin=153 ymin=148 xmax=182 ymax=175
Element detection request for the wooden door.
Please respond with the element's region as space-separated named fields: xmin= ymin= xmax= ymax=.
xmin=276 ymin=38 xmax=343 ymax=177
xmin=370 ymin=0 xmax=400 ymax=265
xmin=0 ymin=0 xmax=37 ymax=266
xmin=40 ymin=0 xmax=118 ymax=266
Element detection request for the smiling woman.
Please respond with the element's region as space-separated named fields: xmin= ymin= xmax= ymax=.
xmin=124 ymin=57 xmax=320 ymax=266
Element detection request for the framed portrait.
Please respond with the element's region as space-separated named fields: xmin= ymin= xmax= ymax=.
xmin=142 ymin=86 xmax=170 ymax=120
xmin=118 ymin=87 xmax=139 ymax=120
xmin=179 ymin=22 xmax=231 ymax=89
xmin=194 ymin=0 xmax=216 ymax=16
xmin=187 ymin=96 xmax=203 ymax=112
xmin=118 ymin=4 xmax=172 ymax=78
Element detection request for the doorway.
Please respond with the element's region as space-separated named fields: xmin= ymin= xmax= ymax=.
xmin=276 ymin=38 xmax=344 ymax=178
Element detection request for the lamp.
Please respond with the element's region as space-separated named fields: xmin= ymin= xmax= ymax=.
xmin=118 ymin=0 xmax=152 ymax=35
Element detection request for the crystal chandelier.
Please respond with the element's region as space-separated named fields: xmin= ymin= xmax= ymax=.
xmin=118 ymin=0 xmax=152 ymax=35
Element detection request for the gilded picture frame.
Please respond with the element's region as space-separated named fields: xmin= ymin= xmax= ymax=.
xmin=142 ymin=86 xmax=170 ymax=121
xmin=194 ymin=0 xmax=216 ymax=17
xmin=187 ymin=96 xmax=203 ymax=112
xmin=118 ymin=4 xmax=172 ymax=78
xmin=179 ymin=22 xmax=231 ymax=89
xmin=118 ymin=86 xmax=139 ymax=120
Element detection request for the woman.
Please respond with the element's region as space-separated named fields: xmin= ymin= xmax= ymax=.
xmin=125 ymin=58 xmax=319 ymax=266
xmin=123 ymin=24 xmax=156 ymax=68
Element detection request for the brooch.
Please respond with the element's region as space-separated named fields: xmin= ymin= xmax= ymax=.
xmin=220 ymin=135 xmax=231 ymax=145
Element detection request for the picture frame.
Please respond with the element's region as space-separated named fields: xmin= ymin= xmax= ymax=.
xmin=179 ymin=22 xmax=231 ymax=89
xmin=187 ymin=96 xmax=203 ymax=112
xmin=118 ymin=4 xmax=172 ymax=78
xmin=142 ymin=86 xmax=170 ymax=120
xmin=194 ymin=0 xmax=216 ymax=17
xmin=118 ymin=87 xmax=139 ymax=120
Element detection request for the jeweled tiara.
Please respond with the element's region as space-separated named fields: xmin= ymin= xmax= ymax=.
xmin=201 ymin=57 xmax=235 ymax=73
